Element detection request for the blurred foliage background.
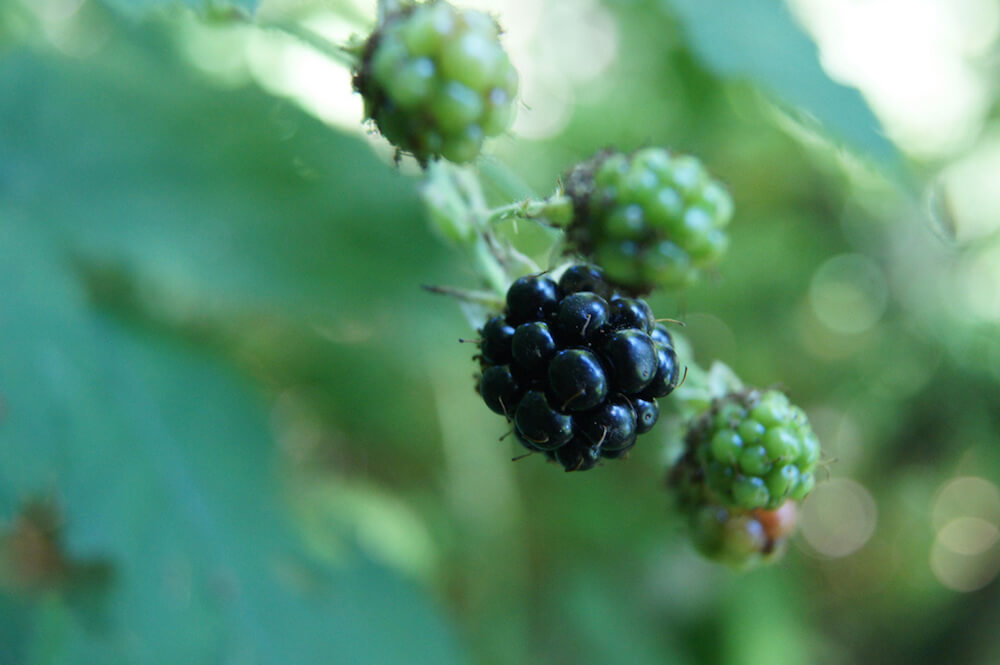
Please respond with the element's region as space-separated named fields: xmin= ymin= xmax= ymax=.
xmin=1 ymin=0 xmax=999 ymax=663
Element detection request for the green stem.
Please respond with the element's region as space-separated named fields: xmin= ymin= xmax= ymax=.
xmin=421 ymin=284 xmax=504 ymax=310
xmin=469 ymin=238 xmax=511 ymax=297
xmin=485 ymin=194 xmax=572 ymax=226
xmin=263 ymin=21 xmax=359 ymax=68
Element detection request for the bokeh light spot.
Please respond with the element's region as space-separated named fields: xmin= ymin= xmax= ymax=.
xmin=938 ymin=517 xmax=999 ymax=556
xmin=929 ymin=476 xmax=1000 ymax=592
xmin=809 ymin=254 xmax=888 ymax=335
xmin=800 ymin=478 xmax=878 ymax=558
xmin=940 ymin=133 xmax=1000 ymax=243
xmin=931 ymin=476 xmax=1000 ymax=530
xmin=930 ymin=536 xmax=1000 ymax=592
xmin=954 ymin=243 xmax=1000 ymax=323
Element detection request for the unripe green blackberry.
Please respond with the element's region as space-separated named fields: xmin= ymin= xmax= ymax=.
xmin=677 ymin=388 xmax=820 ymax=512
xmin=353 ymin=0 xmax=519 ymax=163
xmin=563 ymin=147 xmax=732 ymax=293
xmin=688 ymin=502 xmax=798 ymax=569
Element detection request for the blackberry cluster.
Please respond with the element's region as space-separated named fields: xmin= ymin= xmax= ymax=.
xmin=563 ymin=147 xmax=733 ymax=293
xmin=353 ymin=0 xmax=518 ymax=164
xmin=476 ymin=265 xmax=681 ymax=471
xmin=672 ymin=389 xmax=819 ymax=512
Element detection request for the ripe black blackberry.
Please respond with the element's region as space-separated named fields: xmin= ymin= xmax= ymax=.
xmin=475 ymin=264 xmax=682 ymax=471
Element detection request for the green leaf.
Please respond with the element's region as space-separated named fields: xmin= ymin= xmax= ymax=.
xmin=663 ymin=0 xmax=897 ymax=164
xmin=98 ymin=0 xmax=258 ymax=18
xmin=0 ymin=223 xmax=463 ymax=664
xmin=0 ymin=24 xmax=453 ymax=323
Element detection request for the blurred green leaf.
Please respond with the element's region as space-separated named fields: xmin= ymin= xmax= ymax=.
xmin=99 ymin=0 xmax=258 ymax=18
xmin=0 ymin=221 xmax=463 ymax=664
xmin=0 ymin=24 xmax=453 ymax=323
xmin=662 ymin=0 xmax=897 ymax=164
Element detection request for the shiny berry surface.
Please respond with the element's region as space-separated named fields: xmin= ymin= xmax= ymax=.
xmin=480 ymin=315 xmax=515 ymax=365
xmin=547 ymin=349 xmax=608 ymax=412
xmin=514 ymin=391 xmax=573 ymax=451
xmin=603 ymin=330 xmax=657 ymax=394
xmin=556 ymin=293 xmax=609 ymax=345
xmin=479 ymin=364 xmax=520 ymax=416
xmin=505 ymin=275 xmax=560 ymax=325
xmin=511 ymin=322 xmax=557 ymax=376
xmin=640 ymin=342 xmax=680 ymax=399
xmin=473 ymin=264 xmax=681 ymax=471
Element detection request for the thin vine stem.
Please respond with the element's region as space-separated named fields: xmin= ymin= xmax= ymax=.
xmin=485 ymin=194 xmax=572 ymax=225
xmin=262 ymin=21 xmax=360 ymax=68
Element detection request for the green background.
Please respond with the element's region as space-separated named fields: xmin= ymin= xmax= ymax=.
xmin=1 ymin=0 xmax=998 ymax=663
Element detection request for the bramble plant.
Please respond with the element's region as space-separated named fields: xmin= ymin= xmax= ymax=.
xmin=350 ymin=0 xmax=824 ymax=568
xmin=6 ymin=0 xmax=997 ymax=662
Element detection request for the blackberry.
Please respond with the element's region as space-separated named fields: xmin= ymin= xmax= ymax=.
xmin=473 ymin=264 xmax=683 ymax=471
xmin=669 ymin=425 xmax=804 ymax=569
xmin=688 ymin=502 xmax=798 ymax=569
xmin=671 ymin=388 xmax=820 ymax=511
xmin=563 ymin=147 xmax=733 ymax=293
xmin=353 ymin=0 xmax=519 ymax=163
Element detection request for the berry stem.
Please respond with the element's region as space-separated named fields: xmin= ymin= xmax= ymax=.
xmin=472 ymin=236 xmax=514 ymax=296
xmin=262 ymin=20 xmax=360 ymax=68
xmin=422 ymin=162 xmax=513 ymax=297
xmin=485 ymin=194 xmax=574 ymax=227
xmin=421 ymin=284 xmax=505 ymax=309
